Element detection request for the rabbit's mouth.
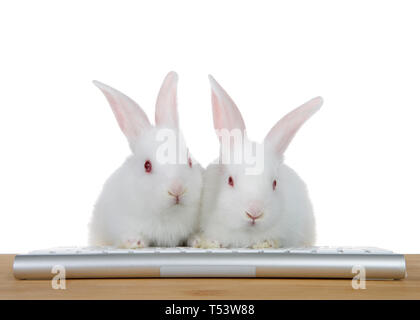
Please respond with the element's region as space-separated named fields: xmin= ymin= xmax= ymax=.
xmin=245 ymin=211 xmax=264 ymax=226
xmin=168 ymin=189 xmax=187 ymax=206
xmin=168 ymin=194 xmax=183 ymax=206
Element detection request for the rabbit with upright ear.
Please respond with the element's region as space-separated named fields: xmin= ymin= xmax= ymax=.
xmin=191 ymin=75 xmax=322 ymax=249
xmin=89 ymin=72 xmax=203 ymax=248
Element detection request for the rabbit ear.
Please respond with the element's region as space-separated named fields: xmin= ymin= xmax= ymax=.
xmin=265 ymin=97 xmax=323 ymax=156
xmin=209 ymin=75 xmax=246 ymax=136
xmin=93 ymin=80 xmax=151 ymax=145
xmin=155 ymin=71 xmax=179 ymax=128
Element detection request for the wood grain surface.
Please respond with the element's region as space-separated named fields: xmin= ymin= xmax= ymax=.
xmin=1 ymin=254 xmax=419 ymax=299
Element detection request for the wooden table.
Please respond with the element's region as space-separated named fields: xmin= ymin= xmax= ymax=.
xmin=1 ymin=254 xmax=419 ymax=299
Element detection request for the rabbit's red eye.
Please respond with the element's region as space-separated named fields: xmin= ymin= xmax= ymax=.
xmin=228 ymin=176 xmax=234 ymax=187
xmin=144 ymin=160 xmax=152 ymax=173
xmin=188 ymin=157 xmax=192 ymax=168
xmin=272 ymin=179 xmax=277 ymax=190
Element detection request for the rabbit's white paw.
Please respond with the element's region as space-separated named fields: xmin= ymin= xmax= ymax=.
xmin=190 ymin=235 xmax=222 ymax=249
xmin=251 ymin=239 xmax=279 ymax=249
xmin=121 ymin=237 xmax=149 ymax=249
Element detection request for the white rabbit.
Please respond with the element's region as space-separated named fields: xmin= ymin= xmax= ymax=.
xmin=89 ymin=72 xmax=203 ymax=248
xmin=192 ymin=75 xmax=322 ymax=249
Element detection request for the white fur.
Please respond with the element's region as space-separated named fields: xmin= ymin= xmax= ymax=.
xmin=195 ymin=75 xmax=322 ymax=248
xmin=89 ymin=72 xmax=203 ymax=248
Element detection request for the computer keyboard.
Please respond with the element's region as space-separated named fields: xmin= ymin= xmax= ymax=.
xmin=13 ymin=246 xmax=406 ymax=280
xmin=23 ymin=246 xmax=395 ymax=255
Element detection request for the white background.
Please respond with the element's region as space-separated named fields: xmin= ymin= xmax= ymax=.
xmin=0 ymin=0 xmax=419 ymax=253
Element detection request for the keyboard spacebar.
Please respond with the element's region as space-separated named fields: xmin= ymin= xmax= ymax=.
xmin=160 ymin=266 xmax=256 ymax=277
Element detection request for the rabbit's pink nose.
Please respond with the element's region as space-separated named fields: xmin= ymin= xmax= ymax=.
xmin=168 ymin=181 xmax=186 ymax=197
xmin=246 ymin=200 xmax=264 ymax=220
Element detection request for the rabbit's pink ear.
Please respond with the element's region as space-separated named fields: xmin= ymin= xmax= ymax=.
xmin=265 ymin=97 xmax=323 ymax=156
xmin=209 ymin=75 xmax=246 ymax=135
xmin=93 ymin=80 xmax=151 ymax=144
xmin=155 ymin=71 xmax=179 ymax=128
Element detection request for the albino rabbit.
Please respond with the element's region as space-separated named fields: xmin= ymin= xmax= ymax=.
xmin=192 ymin=75 xmax=322 ymax=249
xmin=89 ymin=72 xmax=203 ymax=248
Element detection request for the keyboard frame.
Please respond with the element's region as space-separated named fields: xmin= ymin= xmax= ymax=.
xmin=13 ymin=247 xmax=407 ymax=280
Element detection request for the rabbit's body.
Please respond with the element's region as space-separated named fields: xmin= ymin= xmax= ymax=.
xmin=192 ymin=76 xmax=321 ymax=249
xmin=88 ymin=72 xmax=203 ymax=248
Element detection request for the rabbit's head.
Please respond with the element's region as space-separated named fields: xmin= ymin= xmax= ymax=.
xmin=94 ymin=72 xmax=202 ymax=212
xmin=202 ymin=75 xmax=322 ymax=234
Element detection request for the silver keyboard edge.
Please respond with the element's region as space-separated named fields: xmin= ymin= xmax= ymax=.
xmin=13 ymin=253 xmax=406 ymax=280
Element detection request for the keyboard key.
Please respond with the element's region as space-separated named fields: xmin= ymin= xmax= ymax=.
xmin=155 ymin=248 xmax=182 ymax=253
xmin=209 ymin=248 xmax=233 ymax=253
xmin=288 ymin=248 xmax=315 ymax=254
xmin=262 ymin=249 xmax=290 ymax=253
